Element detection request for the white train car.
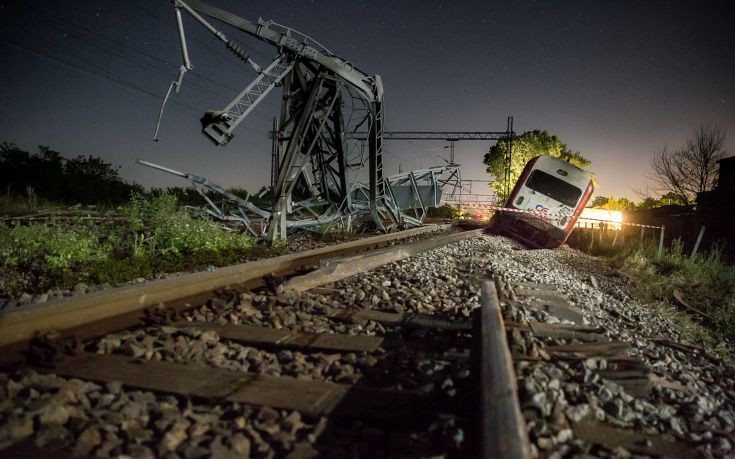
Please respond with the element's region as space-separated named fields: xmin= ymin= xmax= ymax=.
xmin=489 ymin=155 xmax=594 ymax=248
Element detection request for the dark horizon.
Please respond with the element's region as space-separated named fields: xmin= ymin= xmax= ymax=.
xmin=1 ymin=0 xmax=733 ymax=201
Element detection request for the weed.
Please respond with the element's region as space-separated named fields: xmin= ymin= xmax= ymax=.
xmin=0 ymin=193 xmax=255 ymax=298
xmin=270 ymin=239 xmax=288 ymax=255
xmin=121 ymin=193 xmax=253 ymax=256
xmin=0 ymin=221 xmax=109 ymax=269
xmin=612 ymin=240 xmax=735 ymax=338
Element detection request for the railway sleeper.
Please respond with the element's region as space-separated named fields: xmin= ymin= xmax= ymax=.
xmin=34 ymin=353 xmax=428 ymax=420
xmin=494 ymin=280 xmax=708 ymax=457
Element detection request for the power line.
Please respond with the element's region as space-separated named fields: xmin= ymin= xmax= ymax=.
xmin=33 ymin=6 xmax=245 ymax=95
xmin=128 ymin=0 xmax=275 ymax=71
xmin=26 ymin=9 xmax=233 ymax=104
xmin=6 ymin=40 xmax=202 ymax=116
xmin=2 ymin=4 xmax=311 ymax=148
xmin=126 ymin=0 xmax=283 ymax=111
xmin=21 ymin=6 xmax=279 ymax=120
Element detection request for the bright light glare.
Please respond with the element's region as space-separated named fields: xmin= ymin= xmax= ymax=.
xmin=577 ymin=208 xmax=623 ymax=229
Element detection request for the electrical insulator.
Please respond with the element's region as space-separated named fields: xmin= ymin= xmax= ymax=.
xmin=226 ymin=40 xmax=250 ymax=63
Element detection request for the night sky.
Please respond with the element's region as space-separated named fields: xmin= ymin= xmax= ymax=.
xmin=1 ymin=0 xmax=733 ymax=200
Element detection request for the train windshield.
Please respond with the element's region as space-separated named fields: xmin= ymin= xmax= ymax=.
xmin=526 ymin=170 xmax=582 ymax=207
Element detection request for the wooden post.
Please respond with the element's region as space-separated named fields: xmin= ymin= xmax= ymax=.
xmin=611 ymin=229 xmax=619 ymax=247
xmin=657 ymin=225 xmax=665 ymax=258
xmin=690 ymin=226 xmax=706 ymax=259
xmin=621 ymin=225 xmax=625 ymax=244
xmin=639 ymin=226 xmax=645 ymax=247
xmin=588 ymin=228 xmax=594 ymax=252
xmin=472 ymin=281 xmax=531 ymax=459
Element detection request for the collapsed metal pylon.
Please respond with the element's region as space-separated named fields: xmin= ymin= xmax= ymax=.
xmin=146 ymin=0 xmax=460 ymax=242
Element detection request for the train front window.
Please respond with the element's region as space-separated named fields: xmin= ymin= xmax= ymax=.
xmin=525 ymin=170 xmax=582 ymax=207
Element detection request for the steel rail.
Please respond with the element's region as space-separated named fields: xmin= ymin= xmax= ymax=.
xmin=472 ymin=281 xmax=531 ymax=459
xmin=283 ymin=229 xmax=484 ymax=292
xmin=0 ymin=224 xmax=452 ymax=365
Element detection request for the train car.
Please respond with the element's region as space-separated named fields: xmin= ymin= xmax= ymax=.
xmin=489 ymin=155 xmax=594 ymax=249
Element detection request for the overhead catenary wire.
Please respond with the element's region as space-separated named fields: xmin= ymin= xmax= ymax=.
xmin=17 ymin=2 xmax=282 ymax=122
xmin=4 ymin=39 xmax=271 ymax=145
xmin=24 ymin=6 xmax=280 ymax=115
xmin=5 ymin=40 xmax=200 ymax=116
xmin=128 ymin=0 xmax=277 ymax=77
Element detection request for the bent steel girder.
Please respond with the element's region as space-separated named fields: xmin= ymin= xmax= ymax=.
xmin=201 ymin=54 xmax=294 ymax=146
xmin=175 ymin=0 xmax=391 ymax=236
xmin=268 ymin=64 xmax=349 ymax=240
xmin=384 ymin=164 xmax=461 ymax=226
xmin=135 ymin=159 xmax=268 ymax=237
xmin=179 ymin=0 xmax=380 ymax=102
xmin=153 ymin=1 xmax=467 ymax=241
xmin=345 ymin=164 xmax=461 ymax=229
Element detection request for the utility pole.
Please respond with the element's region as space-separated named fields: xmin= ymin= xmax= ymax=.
xmin=448 ymin=139 xmax=458 ymax=165
xmin=270 ymin=116 xmax=279 ymax=192
xmin=504 ymin=116 xmax=514 ymax=202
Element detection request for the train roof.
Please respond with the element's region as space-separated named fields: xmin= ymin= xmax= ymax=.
xmin=531 ymin=155 xmax=592 ymax=185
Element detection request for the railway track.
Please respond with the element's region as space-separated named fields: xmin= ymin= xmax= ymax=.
xmin=1 ymin=226 xmax=734 ymax=457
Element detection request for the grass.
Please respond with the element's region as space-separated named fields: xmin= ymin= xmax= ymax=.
xmin=610 ymin=238 xmax=735 ymax=344
xmin=0 ymin=193 xmax=256 ymax=298
xmin=0 ymin=187 xmax=58 ymax=216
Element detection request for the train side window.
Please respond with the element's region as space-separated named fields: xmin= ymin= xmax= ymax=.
xmin=525 ymin=170 xmax=582 ymax=207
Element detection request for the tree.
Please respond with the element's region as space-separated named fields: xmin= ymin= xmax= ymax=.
xmin=483 ymin=130 xmax=593 ymax=203
xmin=601 ymin=197 xmax=634 ymax=211
xmin=650 ymin=125 xmax=727 ymax=206
xmin=591 ymin=195 xmax=609 ymax=208
xmin=0 ymin=142 xmax=141 ymax=204
xmin=631 ymin=192 xmax=687 ymax=210
xmin=590 ymin=195 xmax=634 ymax=210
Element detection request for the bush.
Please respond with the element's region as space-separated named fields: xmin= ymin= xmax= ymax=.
xmin=122 ymin=193 xmax=253 ymax=256
xmin=0 ymin=221 xmax=109 ymax=269
xmin=0 ymin=193 xmax=255 ymax=297
xmin=0 ymin=142 xmax=142 ymax=205
xmin=615 ymin=240 xmax=735 ymax=337
xmin=426 ymin=204 xmax=461 ymax=220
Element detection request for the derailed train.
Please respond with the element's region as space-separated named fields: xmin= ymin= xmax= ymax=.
xmin=489 ymin=155 xmax=594 ymax=249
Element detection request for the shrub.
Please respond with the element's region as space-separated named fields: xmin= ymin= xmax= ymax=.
xmin=615 ymin=240 xmax=735 ymax=337
xmin=0 ymin=193 xmax=256 ymax=297
xmin=0 ymin=221 xmax=109 ymax=269
xmin=122 ymin=193 xmax=253 ymax=256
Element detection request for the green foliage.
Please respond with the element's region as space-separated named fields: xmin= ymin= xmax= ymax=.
xmin=122 ymin=193 xmax=253 ymax=256
xmin=483 ymin=130 xmax=594 ymax=202
xmin=633 ymin=192 xmax=687 ymax=210
xmin=614 ymin=240 xmax=735 ymax=337
xmin=0 ymin=221 xmax=109 ymax=269
xmin=590 ymin=196 xmax=635 ymax=210
xmin=0 ymin=193 xmax=256 ymax=297
xmin=271 ymin=238 xmax=288 ymax=254
xmin=426 ymin=204 xmax=461 ymax=219
xmin=0 ymin=142 xmax=142 ymax=205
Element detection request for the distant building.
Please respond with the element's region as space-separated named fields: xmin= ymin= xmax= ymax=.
xmin=715 ymin=156 xmax=735 ymax=192
xmin=697 ymin=156 xmax=735 ymax=256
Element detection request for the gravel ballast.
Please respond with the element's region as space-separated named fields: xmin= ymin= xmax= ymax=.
xmin=1 ymin=234 xmax=733 ymax=457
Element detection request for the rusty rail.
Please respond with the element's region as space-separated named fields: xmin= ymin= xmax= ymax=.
xmin=0 ymin=225 xmax=453 ymax=365
xmin=283 ymin=229 xmax=484 ymax=292
xmin=472 ymin=281 xmax=531 ymax=459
